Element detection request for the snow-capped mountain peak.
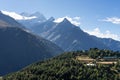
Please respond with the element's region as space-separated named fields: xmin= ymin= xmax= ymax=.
xmin=1 ymin=10 xmax=37 ymax=20
xmin=54 ymin=16 xmax=81 ymax=26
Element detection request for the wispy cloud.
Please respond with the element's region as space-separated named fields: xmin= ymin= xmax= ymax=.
xmin=54 ymin=16 xmax=81 ymax=26
xmin=102 ymin=17 xmax=120 ymax=24
xmin=84 ymin=28 xmax=120 ymax=41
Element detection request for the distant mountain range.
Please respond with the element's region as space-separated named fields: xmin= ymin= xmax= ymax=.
xmin=0 ymin=12 xmax=63 ymax=75
xmin=16 ymin=15 xmax=120 ymax=51
xmin=3 ymin=11 xmax=120 ymax=51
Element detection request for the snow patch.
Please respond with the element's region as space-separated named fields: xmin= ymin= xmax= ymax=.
xmin=51 ymin=34 xmax=61 ymax=41
xmin=72 ymin=40 xmax=77 ymax=44
xmin=47 ymin=32 xmax=55 ymax=39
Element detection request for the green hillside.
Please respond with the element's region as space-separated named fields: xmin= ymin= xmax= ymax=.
xmin=3 ymin=48 xmax=120 ymax=80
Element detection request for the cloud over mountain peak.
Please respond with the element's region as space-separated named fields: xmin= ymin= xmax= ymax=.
xmin=54 ymin=16 xmax=81 ymax=26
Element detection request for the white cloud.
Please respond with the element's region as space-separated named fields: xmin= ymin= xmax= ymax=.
xmin=73 ymin=17 xmax=80 ymax=20
xmin=102 ymin=17 xmax=120 ymax=24
xmin=84 ymin=28 xmax=120 ymax=41
xmin=54 ymin=16 xmax=81 ymax=26
xmin=1 ymin=10 xmax=37 ymax=20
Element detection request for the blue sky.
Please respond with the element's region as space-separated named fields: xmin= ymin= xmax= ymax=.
xmin=0 ymin=0 xmax=120 ymax=40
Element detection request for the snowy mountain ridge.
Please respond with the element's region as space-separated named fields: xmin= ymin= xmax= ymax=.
xmin=1 ymin=10 xmax=37 ymax=20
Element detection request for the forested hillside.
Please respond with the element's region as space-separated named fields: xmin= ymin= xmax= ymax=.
xmin=3 ymin=48 xmax=120 ymax=80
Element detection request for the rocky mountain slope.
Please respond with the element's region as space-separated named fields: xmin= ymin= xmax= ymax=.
xmin=0 ymin=12 xmax=63 ymax=75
